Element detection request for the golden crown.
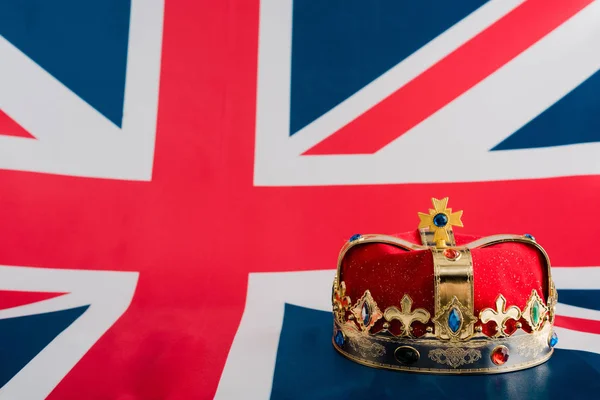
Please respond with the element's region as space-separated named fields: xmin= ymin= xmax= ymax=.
xmin=332 ymin=197 xmax=557 ymax=374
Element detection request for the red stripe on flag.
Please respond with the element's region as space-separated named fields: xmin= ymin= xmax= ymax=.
xmin=555 ymin=315 xmax=600 ymax=335
xmin=304 ymin=0 xmax=594 ymax=155
xmin=0 ymin=110 xmax=35 ymax=139
xmin=0 ymin=290 xmax=66 ymax=311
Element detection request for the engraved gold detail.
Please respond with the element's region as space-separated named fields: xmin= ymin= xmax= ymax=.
xmin=515 ymin=329 xmax=548 ymax=358
xmin=348 ymin=336 xmax=386 ymax=358
xmin=522 ymin=289 xmax=548 ymax=332
xmin=480 ymin=295 xmax=521 ymax=338
xmin=432 ymin=248 xmax=475 ymax=340
xmin=340 ymin=289 xmax=387 ymax=357
xmin=417 ymin=197 xmax=463 ymax=248
xmin=428 ymin=346 xmax=482 ymax=368
xmin=332 ymin=279 xmax=351 ymax=323
xmin=432 ymin=296 xmax=477 ymax=340
xmin=333 ymin=303 xmax=554 ymax=373
xmin=547 ymin=281 xmax=558 ymax=323
xmin=383 ymin=294 xmax=431 ymax=338
xmin=339 ymin=321 xmax=387 ymax=358
xmin=335 ymin=342 xmax=553 ymax=374
xmin=351 ymin=290 xmax=383 ymax=332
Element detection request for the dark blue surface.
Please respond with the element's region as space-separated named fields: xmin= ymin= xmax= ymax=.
xmin=0 ymin=0 xmax=131 ymax=127
xmin=492 ymin=69 xmax=600 ymax=150
xmin=0 ymin=305 xmax=89 ymax=387
xmin=272 ymin=303 xmax=600 ymax=399
xmin=558 ymin=289 xmax=600 ymax=312
xmin=289 ymin=0 xmax=488 ymax=135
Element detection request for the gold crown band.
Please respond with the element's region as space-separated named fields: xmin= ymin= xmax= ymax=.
xmin=431 ymin=248 xmax=475 ymax=340
xmin=333 ymin=320 xmax=554 ymax=374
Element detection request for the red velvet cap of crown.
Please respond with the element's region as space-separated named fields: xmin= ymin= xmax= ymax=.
xmin=341 ymin=230 xmax=547 ymax=337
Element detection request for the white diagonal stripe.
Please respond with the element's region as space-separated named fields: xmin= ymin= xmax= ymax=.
xmin=287 ymin=0 xmax=527 ymax=154
xmin=0 ymin=0 xmax=164 ymax=181
xmin=255 ymin=1 xmax=600 ymax=186
xmin=0 ymin=265 xmax=138 ymax=400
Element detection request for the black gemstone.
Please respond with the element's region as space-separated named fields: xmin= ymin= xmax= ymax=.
xmin=394 ymin=346 xmax=419 ymax=365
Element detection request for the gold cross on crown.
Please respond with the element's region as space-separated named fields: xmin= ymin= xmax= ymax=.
xmin=418 ymin=197 xmax=464 ymax=248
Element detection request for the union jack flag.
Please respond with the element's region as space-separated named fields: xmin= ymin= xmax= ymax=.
xmin=0 ymin=0 xmax=599 ymax=399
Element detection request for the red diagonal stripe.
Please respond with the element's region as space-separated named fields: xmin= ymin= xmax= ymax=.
xmin=304 ymin=0 xmax=594 ymax=155
xmin=0 ymin=109 xmax=35 ymax=139
xmin=555 ymin=315 xmax=600 ymax=335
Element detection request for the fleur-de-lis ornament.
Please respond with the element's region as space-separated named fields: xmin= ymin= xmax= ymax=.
xmin=480 ymin=295 xmax=521 ymax=337
xmin=332 ymin=280 xmax=351 ymax=323
xmin=418 ymin=197 xmax=463 ymax=248
xmin=383 ymin=294 xmax=430 ymax=338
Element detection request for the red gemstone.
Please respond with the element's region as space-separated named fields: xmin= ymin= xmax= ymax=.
xmin=491 ymin=346 xmax=509 ymax=365
xmin=443 ymin=249 xmax=460 ymax=260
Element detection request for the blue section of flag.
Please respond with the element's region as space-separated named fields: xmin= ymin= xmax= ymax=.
xmin=0 ymin=305 xmax=89 ymax=387
xmin=0 ymin=0 xmax=131 ymax=127
xmin=289 ymin=0 xmax=488 ymax=135
xmin=272 ymin=304 xmax=600 ymax=399
xmin=492 ymin=69 xmax=600 ymax=151
xmin=558 ymin=290 xmax=600 ymax=312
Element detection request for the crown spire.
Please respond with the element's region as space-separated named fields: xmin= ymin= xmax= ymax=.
xmin=417 ymin=197 xmax=463 ymax=248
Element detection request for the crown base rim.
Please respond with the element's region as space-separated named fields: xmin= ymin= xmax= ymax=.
xmin=332 ymin=320 xmax=555 ymax=374
xmin=332 ymin=339 xmax=553 ymax=375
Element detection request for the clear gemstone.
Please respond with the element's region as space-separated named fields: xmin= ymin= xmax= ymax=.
xmin=448 ymin=308 xmax=462 ymax=333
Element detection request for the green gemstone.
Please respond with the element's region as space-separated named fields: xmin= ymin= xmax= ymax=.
xmin=532 ymin=301 xmax=540 ymax=325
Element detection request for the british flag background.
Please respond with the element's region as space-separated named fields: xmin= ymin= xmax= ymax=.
xmin=0 ymin=0 xmax=600 ymax=399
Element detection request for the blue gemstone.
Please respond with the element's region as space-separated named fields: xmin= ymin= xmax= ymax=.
xmin=349 ymin=234 xmax=361 ymax=242
xmin=549 ymin=331 xmax=558 ymax=348
xmin=524 ymin=233 xmax=536 ymax=241
xmin=448 ymin=308 xmax=462 ymax=333
xmin=362 ymin=303 xmax=371 ymax=326
xmin=334 ymin=330 xmax=345 ymax=347
xmin=433 ymin=213 xmax=448 ymax=227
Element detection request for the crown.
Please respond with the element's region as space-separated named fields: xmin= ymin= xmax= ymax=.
xmin=331 ymin=197 xmax=558 ymax=374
